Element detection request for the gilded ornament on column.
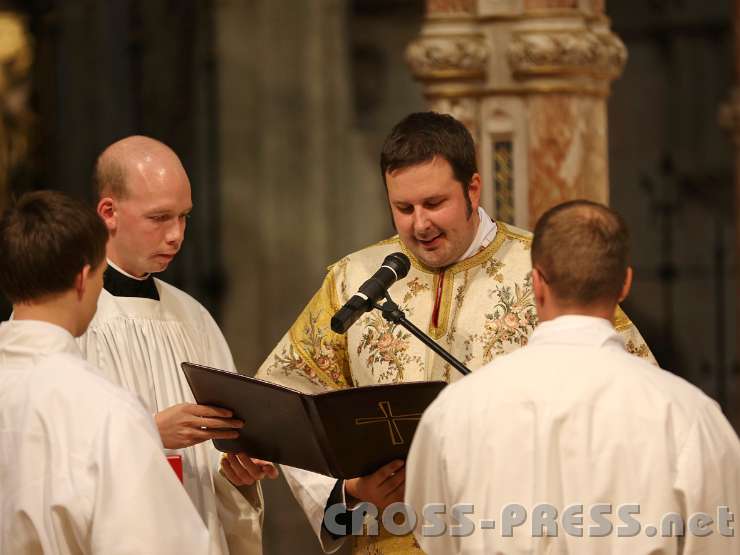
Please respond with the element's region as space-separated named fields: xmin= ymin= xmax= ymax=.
xmin=493 ymin=140 xmax=514 ymax=224
xmin=0 ymin=12 xmax=33 ymax=213
xmin=405 ymin=35 xmax=489 ymax=80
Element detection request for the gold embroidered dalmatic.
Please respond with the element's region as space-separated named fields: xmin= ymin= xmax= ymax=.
xmin=257 ymin=223 xmax=654 ymax=555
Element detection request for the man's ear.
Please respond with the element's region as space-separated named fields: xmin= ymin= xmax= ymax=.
xmin=618 ymin=266 xmax=633 ymax=303
xmin=97 ymin=197 xmax=117 ymax=232
xmin=468 ymin=173 xmax=482 ymax=212
xmin=74 ymin=264 xmax=92 ymax=300
xmin=531 ymin=268 xmax=546 ymax=304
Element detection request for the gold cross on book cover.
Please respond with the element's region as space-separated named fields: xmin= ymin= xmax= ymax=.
xmin=182 ymin=362 xmax=446 ymax=479
xmin=355 ymin=401 xmax=424 ymax=446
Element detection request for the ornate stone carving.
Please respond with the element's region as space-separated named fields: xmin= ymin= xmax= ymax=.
xmin=507 ymin=28 xmax=626 ymax=79
xmin=406 ymin=35 xmax=489 ymax=80
xmin=427 ymin=97 xmax=480 ymax=140
xmin=426 ymin=0 xmax=476 ymax=15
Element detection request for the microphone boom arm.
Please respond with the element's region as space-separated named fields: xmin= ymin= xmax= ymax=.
xmin=373 ymin=293 xmax=471 ymax=377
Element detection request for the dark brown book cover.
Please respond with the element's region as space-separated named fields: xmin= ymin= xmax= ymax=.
xmin=181 ymin=362 xmax=446 ymax=479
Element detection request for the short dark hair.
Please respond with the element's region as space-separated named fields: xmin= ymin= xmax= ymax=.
xmin=531 ymin=200 xmax=629 ymax=306
xmin=0 ymin=190 xmax=108 ymax=303
xmin=380 ymin=112 xmax=477 ymax=214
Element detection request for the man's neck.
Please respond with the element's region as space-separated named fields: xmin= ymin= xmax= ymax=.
xmin=457 ymin=207 xmax=494 ymax=262
xmin=537 ymin=304 xmax=617 ymax=324
xmin=106 ymin=256 xmax=149 ymax=280
xmin=12 ymin=299 xmax=80 ymax=337
xmin=471 ymin=209 xmax=481 ymax=236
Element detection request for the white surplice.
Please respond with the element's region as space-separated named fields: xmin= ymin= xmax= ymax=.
xmin=78 ymin=276 xmax=263 ymax=555
xmin=405 ymin=315 xmax=740 ymax=554
xmin=0 ymin=320 xmax=210 ymax=555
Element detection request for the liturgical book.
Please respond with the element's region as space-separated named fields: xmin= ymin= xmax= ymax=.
xmin=181 ymin=362 xmax=446 ymax=479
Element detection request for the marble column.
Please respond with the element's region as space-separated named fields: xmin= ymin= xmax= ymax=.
xmin=406 ymin=0 xmax=625 ymax=228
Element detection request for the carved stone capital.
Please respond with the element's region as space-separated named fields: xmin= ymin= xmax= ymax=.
xmin=406 ymin=34 xmax=489 ymax=80
xmin=507 ymin=27 xmax=626 ymax=80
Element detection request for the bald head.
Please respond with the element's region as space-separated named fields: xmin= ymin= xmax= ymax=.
xmin=93 ymin=136 xmax=186 ymax=201
xmin=94 ymin=136 xmax=192 ymax=277
xmin=531 ymin=200 xmax=630 ymax=310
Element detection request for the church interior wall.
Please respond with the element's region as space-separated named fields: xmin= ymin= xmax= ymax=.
xmin=0 ymin=0 xmax=736 ymax=553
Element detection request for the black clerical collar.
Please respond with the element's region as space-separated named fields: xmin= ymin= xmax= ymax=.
xmin=104 ymin=264 xmax=160 ymax=301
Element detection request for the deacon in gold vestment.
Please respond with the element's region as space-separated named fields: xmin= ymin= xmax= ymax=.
xmin=256 ymin=113 xmax=653 ymax=555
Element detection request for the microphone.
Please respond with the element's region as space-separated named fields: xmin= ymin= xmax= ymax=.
xmin=330 ymin=252 xmax=411 ymax=334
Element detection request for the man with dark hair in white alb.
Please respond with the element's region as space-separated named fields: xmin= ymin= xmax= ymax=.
xmin=406 ymin=200 xmax=740 ymax=554
xmin=0 ymin=190 xmax=210 ymax=554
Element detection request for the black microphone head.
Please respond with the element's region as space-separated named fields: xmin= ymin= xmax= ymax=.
xmin=331 ymin=293 xmax=373 ymax=334
xmin=383 ymin=252 xmax=411 ymax=280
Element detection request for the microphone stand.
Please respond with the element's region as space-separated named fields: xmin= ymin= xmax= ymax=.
xmin=372 ymin=291 xmax=471 ymax=377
